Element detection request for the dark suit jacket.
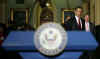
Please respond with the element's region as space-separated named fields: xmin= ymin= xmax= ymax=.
xmin=63 ymin=17 xmax=85 ymax=31
xmin=85 ymin=22 xmax=95 ymax=35
xmin=90 ymin=22 xmax=95 ymax=32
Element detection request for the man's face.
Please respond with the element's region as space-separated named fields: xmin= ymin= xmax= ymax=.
xmin=85 ymin=15 xmax=89 ymax=22
xmin=75 ymin=8 xmax=83 ymax=17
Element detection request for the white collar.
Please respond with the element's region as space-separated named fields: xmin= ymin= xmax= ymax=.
xmin=75 ymin=16 xmax=82 ymax=24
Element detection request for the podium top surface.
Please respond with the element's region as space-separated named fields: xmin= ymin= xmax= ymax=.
xmin=2 ymin=31 xmax=98 ymax=51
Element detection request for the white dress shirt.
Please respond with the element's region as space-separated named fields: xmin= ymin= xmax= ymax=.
xmin=85 ymin=22 xmax=90 ymax=32
xmin=75 ymin=16 xmax=82 ymax=29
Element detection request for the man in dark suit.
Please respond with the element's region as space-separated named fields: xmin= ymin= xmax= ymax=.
xmin=64 ymin=7 xmax=85 ymax=31
xmin=84 ymin=14 xmax=95 ymax=34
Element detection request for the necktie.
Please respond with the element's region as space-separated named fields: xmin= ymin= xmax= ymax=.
xmin=78 ymin=17 xmax=81 ymax=30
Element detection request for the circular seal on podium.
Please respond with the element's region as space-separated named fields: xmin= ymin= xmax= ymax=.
xmin=34 ymin=22 xmax=67 ymax=56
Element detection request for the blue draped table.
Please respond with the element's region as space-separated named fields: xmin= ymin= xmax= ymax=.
xmin=2 ymin=31 xmax=98 ymax=59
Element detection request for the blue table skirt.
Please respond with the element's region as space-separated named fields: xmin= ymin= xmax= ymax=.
xmin=2 ymin=31 xmax=98 ymax=51
xmin=19 ymin=52 xmax=82 ymax=59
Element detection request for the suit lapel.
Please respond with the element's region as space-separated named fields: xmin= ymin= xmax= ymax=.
xmin=81 ymin=19 xmax=85 ymax=30
xmin=72 ymin=17 xmax=79 ymax=29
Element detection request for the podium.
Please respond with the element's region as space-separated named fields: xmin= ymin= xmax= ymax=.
xmin=2 ymin=31 xmax=98 ymax=59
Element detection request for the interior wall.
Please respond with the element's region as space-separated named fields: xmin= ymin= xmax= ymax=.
xmin=8 ymin=0 xmax=35 ymax=8
xmin=0 ymin=0 xmax=99 ymax=25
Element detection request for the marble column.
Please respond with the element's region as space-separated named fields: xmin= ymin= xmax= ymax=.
xmin=90 ymin=0 xmax=95 ymax=24
xmin=0 ymin=0 xmax=3 ymax=23
xmin=0 ymin=0 xmax=8 ymax=23
xmin=95 ymin=0 xmax=100 ymax=25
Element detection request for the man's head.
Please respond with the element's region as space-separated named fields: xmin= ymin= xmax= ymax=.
xmin=74 ymin=7 xmax=83 ymax=17
xmin=84 ymin=14 xmax=89 ymax=22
